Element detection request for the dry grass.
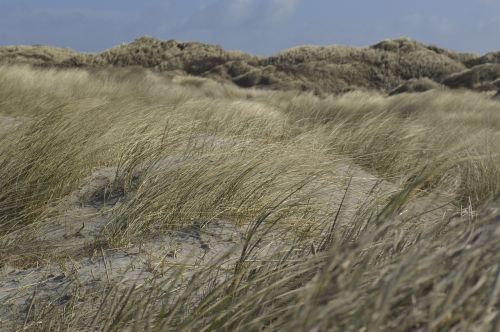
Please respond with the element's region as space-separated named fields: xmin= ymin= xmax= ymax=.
xmin=0 ymin=45 xmax=79 ymax=66
xmin=263 ymin=38 xmax=468 ymax=93
xmin=274 ymin=89 xmax=500 ymax=205
xmin=4 ymin=36 xmax=499 ymax=95
xmin=389 ymin=78 xmax=443 ymax=95
xmin=443 ymin=64 xmax=500 ymax=91
xmin=0 ymin=65 xmax=499 ymax=331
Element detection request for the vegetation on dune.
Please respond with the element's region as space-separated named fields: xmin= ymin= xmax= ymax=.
xmin=2 ymin=36 xmax=500 ymax=95
xmin=263 ymin=37 xmax=469 ymax=93
xmin=61 ymin=37 xmax=258 ymax=73
xmin=0 ymin=64 xmax=499 ymax=331
xmin=442 ymin=64 xmax=500 ymax=91
xmin=86 ymin=203 xmax=500 ymax=332
xmin=276 ymin=89 xmax=500 ymax=205
xmin=464 ymin=51 xmax=500 ymax=67
xmin=0 ymin=45 xmax=79 ymax=66
xmin=389 ymin=78 xmax=443 ymax=95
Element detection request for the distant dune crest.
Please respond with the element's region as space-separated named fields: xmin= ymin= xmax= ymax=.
xmin=1 ymin=36 xmax=499 ymax=95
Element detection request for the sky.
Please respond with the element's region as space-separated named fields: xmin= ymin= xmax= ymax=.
xmin=0 ymin=0 xmax=499 ymax=55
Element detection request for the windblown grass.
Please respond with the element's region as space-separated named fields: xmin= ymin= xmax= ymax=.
xmin=274 ymin=90 xmax=500 ymax=205
xmin=0 ymin=65 xmax=498 ymax=331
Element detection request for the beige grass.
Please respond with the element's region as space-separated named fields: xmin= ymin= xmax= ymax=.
xmin=0 ymin=65 xmax=498 ymax=331
xmin=3 ymin=36 xmax=493 ymax=95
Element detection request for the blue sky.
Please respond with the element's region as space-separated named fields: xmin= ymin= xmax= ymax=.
xmin=0 ymin=0 xmax=499 ymax=54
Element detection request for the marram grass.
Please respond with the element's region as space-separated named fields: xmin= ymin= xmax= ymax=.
xmin=0 ymin=65 xmax=498 ymax=331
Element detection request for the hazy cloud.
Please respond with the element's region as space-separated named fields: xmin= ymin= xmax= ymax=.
xmin=0 ymin=1 xmax=179 ymax=51
xmin=266 ymin=0 xmax=300 ymax=23
xmin=226 ymin=0 xmax=255 ymax=23
xmin=182 ymin=0 xmax=299 ymax=30
xmin=0 ymin=0 xmax=498 ymax=54
xmin=401 ymin=14 xmax=457 ymax=35
xmin=478 ymin=0 xmax=500 ymax=7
